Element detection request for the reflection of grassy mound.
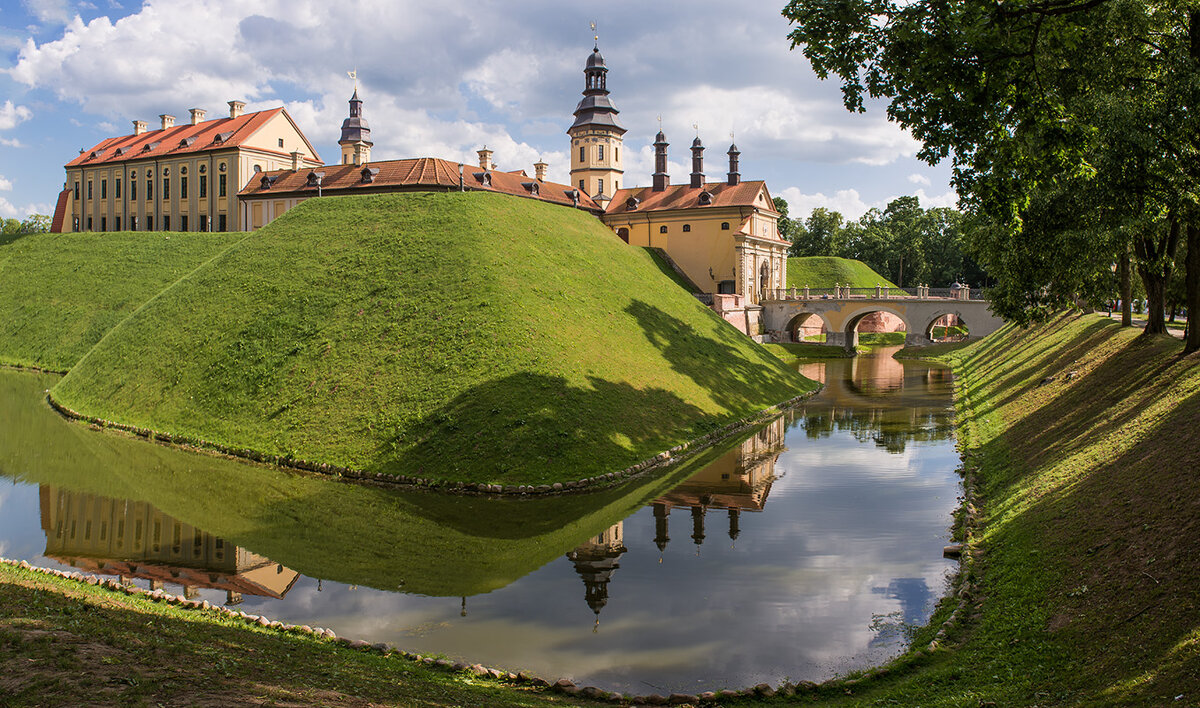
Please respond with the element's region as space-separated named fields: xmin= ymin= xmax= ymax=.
xmin=2 ymin=368 xmax=749 ymax=596
xmin=786 ymin=256 xmax=897 ymax=289
xmin=53 ymin=192 xmax=812 ymax=485
xmin=0 ymin=231 xmax=242 ymax=370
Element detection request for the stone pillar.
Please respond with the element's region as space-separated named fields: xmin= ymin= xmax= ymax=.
xmin=906 ymin=331 xmax=935 ymax=347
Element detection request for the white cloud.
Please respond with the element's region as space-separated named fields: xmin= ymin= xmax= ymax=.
xmin=0 ymin=101 xmax=31 ymax=131
xmin=780 ymin=186 xmax=873 ymax=219
xmin=0 ymin=175 xmax=13 ymax=191
xmin=0 ymin=138 xmax=26 ymax=148
xmin=22 ymin=0 xmax=73 ymax=26
xmin=911 ymin=188 xmax=958 ymax=210
xmin=0 ymin=196 xmax=52 ymax=219
xmin=907 ymin=173 xmax=931 ymax=186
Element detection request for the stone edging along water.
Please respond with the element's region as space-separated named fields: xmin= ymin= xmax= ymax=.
xmin=44 ymin=388 xmax=818 ymax=497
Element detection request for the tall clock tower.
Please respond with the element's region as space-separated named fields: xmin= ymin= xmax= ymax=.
xmin=568 ymin=42 xmax=626 ymax=208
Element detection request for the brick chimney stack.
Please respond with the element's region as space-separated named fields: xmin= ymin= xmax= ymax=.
xmin=534 ymin=159 xmax=548 ymax=182
xmin=690 ymin=136 xmax=705 ymax=189
xmin=727 ymin=142 xmax=741 ymax=186
xmin=652 ymin=130 xmax=669 ymax=192
xmin=159 ymin=114 xmax=176 ymax=130
xmin=228 ymin=100 xmax=245 ymax=119
xmin=132 ymin=120 xmax=147 ymax=136
xmin=291 ymin=150 xmax=303 ymax=172
xmin=477 ymin=146 xmax=494 ymax=171
xmin=189 ymin=108 xmax=206 ymax=125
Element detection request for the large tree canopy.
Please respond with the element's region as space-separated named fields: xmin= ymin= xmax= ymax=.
xmin=784 ymin=0 xmax=1200 ymax=351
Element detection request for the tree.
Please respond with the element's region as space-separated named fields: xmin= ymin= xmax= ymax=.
xmin=783 ymin=0 xmax=1200 ymax=350
xmin=789 ymin=207 xmax=845 ymax=257
xmin=773 ymin=197 xmax=798 ymax=244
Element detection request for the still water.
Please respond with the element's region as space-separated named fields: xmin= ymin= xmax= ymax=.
xmin=0 ymin=347 xmax=959 ymax=695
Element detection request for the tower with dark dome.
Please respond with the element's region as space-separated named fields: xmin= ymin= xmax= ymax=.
xmin=339 ymin=88 xmax=373 ymax=166
xmin=568 ymin=41 xmax=626 ymax=208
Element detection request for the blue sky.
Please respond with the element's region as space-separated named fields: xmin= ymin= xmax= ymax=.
xmin=0 ymin=0 xmax=955 ymax=222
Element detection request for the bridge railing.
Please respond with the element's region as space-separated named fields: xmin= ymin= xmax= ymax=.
xmin=764 ymin=285 xmax=987 ymax=302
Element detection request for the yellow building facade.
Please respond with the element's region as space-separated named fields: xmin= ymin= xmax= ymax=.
xmin=54 ymin=101 xmax=321 ymax=233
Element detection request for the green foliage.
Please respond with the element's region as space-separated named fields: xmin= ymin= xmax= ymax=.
xmin=0 ymin=230 xmax=243 ymax=370
xmin=51 ymin=192 xmax=813 ymax=486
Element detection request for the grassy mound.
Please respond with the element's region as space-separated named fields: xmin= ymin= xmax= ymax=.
xmin=0 ymin=230 xmax=243 ymax=370
xmin=786 ymin=256 xmax=897 ymax=289
xmin=53 ymin=192 xmax=812 ymax=486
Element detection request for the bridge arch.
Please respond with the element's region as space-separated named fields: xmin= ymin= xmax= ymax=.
xmin=837 ymin=305 xmax=912 ymax=351
xmin=921 ymin=310 xmax=969 ymax=343
xmin=783 ymin=311 xmax=833 ymax=342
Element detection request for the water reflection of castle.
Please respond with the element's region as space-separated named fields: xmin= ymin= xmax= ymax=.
xmin=39 ymin=486 xmax=299 ymax=604
xmin=565 ymin=417 xmax=787 ymax=623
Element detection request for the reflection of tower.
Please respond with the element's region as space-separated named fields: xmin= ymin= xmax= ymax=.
xmin=565 ymin=522 xmax=627 ymax=630
xmin=652 ymin=503 xmax=670 ymax=562
xmin=728 ymin=508 xmax=741 ymax=544
xmin=691 ymin=505 xmax=706 ymax=554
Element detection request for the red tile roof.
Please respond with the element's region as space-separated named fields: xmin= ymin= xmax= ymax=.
xmin=64 ymin=108 xmax=321 ymax=168
xmin=239 ymin=157 xmax=601 ymax=212
xmin=605 ymin=180 xmax=775 ymax=215
xmin=50 ymin=188 xmax=70 ymax=233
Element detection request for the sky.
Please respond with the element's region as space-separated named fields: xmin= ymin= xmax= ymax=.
xmin=0 ymin=0 xmax=957 ymax=223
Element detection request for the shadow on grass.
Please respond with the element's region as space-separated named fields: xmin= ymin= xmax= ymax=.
xmin=954 ymin=315 xmax=1200 ymax=701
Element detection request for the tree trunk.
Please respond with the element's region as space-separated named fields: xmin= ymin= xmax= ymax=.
xmin=1186 ymin=224 xmax=1200 ymax=353
xmin=1119 ymin=246 xmax=1132 ymax=327
xmin=1133 ymin=219 xmax=1180 ymax=337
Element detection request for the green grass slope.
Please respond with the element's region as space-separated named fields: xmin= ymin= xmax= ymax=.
xmin=804 ymin=314 xmax=1199 ymax=706
xmin=786 ymin=256 xmax=898 ymax=289
xmin=53 ymin=192 xmax=812 ymax=486
xmin=0 ymin=230 xmax=243 ymax=371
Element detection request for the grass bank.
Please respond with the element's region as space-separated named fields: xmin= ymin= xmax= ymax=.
xmin=51 ymin=192 xmax=813 ymax=487
xmin=810 ymin=313 xmax=1199 ymax=705
xmin=786 ymin=256 xmax=897 ymax=289
xmin=0 ymin=563 xmax=596 ymax=707
xmin=0 ymin=230 xmax=242 ymax=371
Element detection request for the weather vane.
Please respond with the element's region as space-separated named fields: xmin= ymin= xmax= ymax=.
xmin=591 ymin=21 xmax=598 ymax=45
xmin=693 ymin=122 xmax=699 ymax=136
xmin=347 ymin=67 xmax=357 ymax=91
xmin=657 ymin=114 xmax=663 ymax=130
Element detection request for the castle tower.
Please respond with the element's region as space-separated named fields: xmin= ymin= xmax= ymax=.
xmin=565 ymin=522 xmax=627 ymax=630
xmin=339 ymin=88 xmax=373 ymax=166
xmin=568 ymin=42 xmax=626 ymax=208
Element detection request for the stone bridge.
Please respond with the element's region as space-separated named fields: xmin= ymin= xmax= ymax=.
xmin=760 ymin=285 xmax=1005 ymax=351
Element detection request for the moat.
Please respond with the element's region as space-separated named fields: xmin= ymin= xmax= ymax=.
xmin=0 ymin=347 xmax=960 ymax=695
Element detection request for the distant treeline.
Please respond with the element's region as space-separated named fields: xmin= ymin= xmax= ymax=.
xmin=774 ymin=196 xmax=987 ymax=289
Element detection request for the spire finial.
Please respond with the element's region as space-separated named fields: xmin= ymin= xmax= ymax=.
xmin=693 ymin=122 xmax=699 ymax=137
xmin=347 ymin=68 xmax=357 ymax=91
xmin=591 ymin=21 xmax=598 ymax=48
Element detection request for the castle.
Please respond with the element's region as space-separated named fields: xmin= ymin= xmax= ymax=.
xmin=51 ymin=42 xmax=788 ymax=319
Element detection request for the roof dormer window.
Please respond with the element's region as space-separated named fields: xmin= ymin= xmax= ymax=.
xmin=521 ymin=181 xmax=539 ymax=195
xmin=473 ymin=171 xmax=492 ymax=187
xmin=625 ymin=196 xmax=640 ymax=211
xmin=179 ymin=136 xmax=196 ymax=148
xmin=306 ymin=171 xmax=325 ymax=187
xmin=89 ymin=148 xmax=105 ymax=159
xmin=698 ymin=191 xmax=714 ymax=205
xmin=141 ymin=141 xmax=160 ymax=152
xmin=213 ymin=131 xmax=233 ymax=144
xmin=260 ymin=174 xmax=277 ymax=189
xmin=360 ymin=166 xmax=379 ymax=183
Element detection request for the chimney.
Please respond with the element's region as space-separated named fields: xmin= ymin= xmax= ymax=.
xmin=534 ymin=159 xmax=548 ymax=182
xmin=132 ymin=120 xmax=147 ymax=136
xmin=727 ymin=142 xmax=741 ymax=186
xmin=291 ymin=150 xmax=303 ymax=172
xmin=652 ymin=130 xmax=669 ymax=192
xmin=690 ymin=136 xmax=705 ymax=189
xmin=189 ymin=108 xmax=206 ymax=125
xmin=159 ymin=114 xmax=176 ymax=130
xmin=477 ymin=146 xmax=493 ymax=171
xmin=228 ymin=100 xmax=245 ymax=119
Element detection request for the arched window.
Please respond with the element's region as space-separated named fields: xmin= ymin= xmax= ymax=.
xmin=659 ymin=225 xmax=668 ymax=234
xmin=682 ymin=224 xmax=691 ymax=232
xmin=721 ymin=222 xmax=730 ymax=230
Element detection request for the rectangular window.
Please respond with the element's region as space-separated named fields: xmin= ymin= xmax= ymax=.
xmin=130 ymin=216 xmax=137 ymax=231
xmin=147 ymin=179 xmax=152 ymax=200
xmin=87 ymin=216 xmax=92 ymax=230
xmin=598 ymin=145 xmax=604 ymax=161
xmin=181 ymin=176 xmax=188 ymax=198
xmin=598 ymin=178 xmax=604 ymax=195
xmin=146 ymin=216 xmax=153 ymax=231
xmin=199 ymin=175 xmax=207 ymax=198
xmin=74 ymin=182 xmax=80 ymax=200
xmin=199 ymin=214 xmax=208 ymax=231
xmin=87 ymin=181 xmax=93 ymax=199
xmin=101 ymin=179 xmax=107 ymax=199
xmin=218 ymin=174 xmax=227 ymax=197
xmin=163 ymin=215 xmax=170 ymax=231
xmin=115 ymin=216 xmax=122 ymax=231
xmin=116 ymin=178 xmax=121 ymax=199
xmin=218 ymin=214 xmax=227 ymax=232
xmin=73 ymin=217 xmax=79 ymax=232
xmin=162 ymin=177 xmax=170 ymax=200
xmin=615 ymin=147 xmax=619 ymax=162
xmin=131 ymin=179 xmax=136 ymax=200
xmin=579 ymin=147 xmax=585 ymax=162
xmin=181 ymin=215 xmax=188 ymax=232
xmin=100 ymin=216 xmax=106 ymax=231
xmin=579 ymin=179 xmax=585 ymax=190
